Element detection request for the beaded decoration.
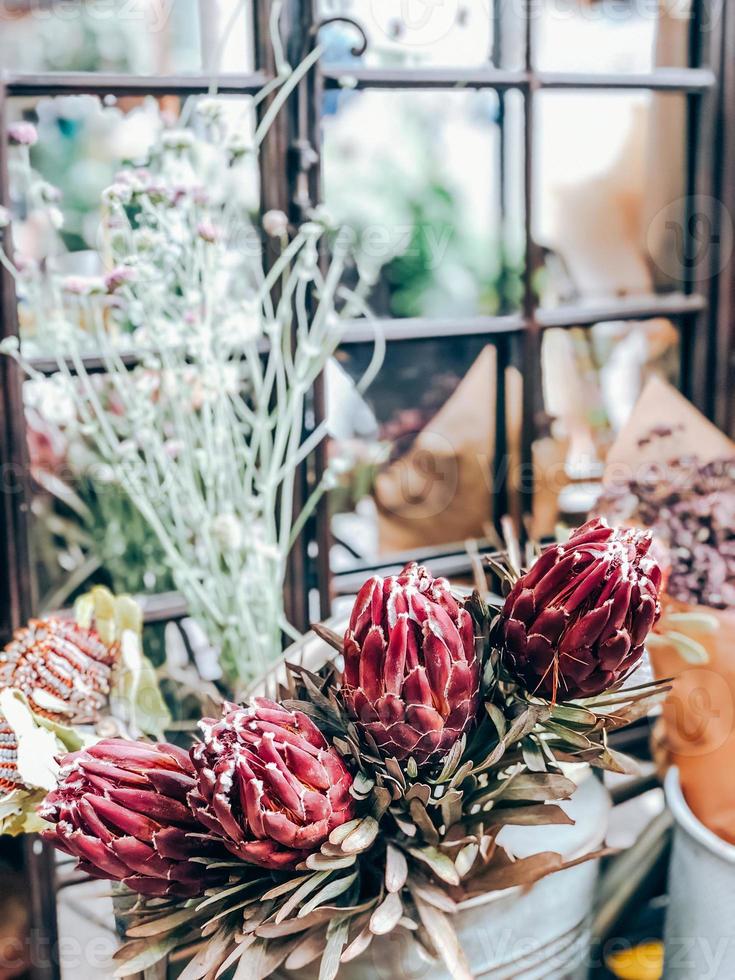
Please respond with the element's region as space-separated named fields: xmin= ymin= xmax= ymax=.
xmin=0 ymin=619 xmax=118 ymax=725
xmin=0 ymin=721 xmax=21 ymax=792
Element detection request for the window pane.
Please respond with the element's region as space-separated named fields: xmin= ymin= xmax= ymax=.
xmin=533 ymin=0 xmax=692 ymax=73
xmin=323 ymin=88 xmax=523 ymax=321
xmin=318 ymin=0 xmax=494 ymax=68
xmin=327 ymin=337 xmax=502 ymax=574
xmin=535 ymin=91 xmax=689 ymax=306
xmin=0 ymin=0 xmax=253 ymax=74
xmin=532 ymin=319 xmax=681 ymax=537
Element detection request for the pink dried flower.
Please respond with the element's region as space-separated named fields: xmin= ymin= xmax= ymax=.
xmin=8 ymin=122 xmax=38 ymax=147
xmin=189 ymin=699 xmax=355 ymax=869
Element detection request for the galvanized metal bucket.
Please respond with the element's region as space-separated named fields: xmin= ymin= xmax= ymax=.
xmin=664 ymin=768 xmax=735 ymax=979
xmin=282 ymin=769 xmax=610 ymax=980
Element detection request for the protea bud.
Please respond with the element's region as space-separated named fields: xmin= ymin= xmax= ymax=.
xmin=0 ymin=619 xmax=116 ymax=725
xmin=342 ymin=563 xmax=481 ymax=766
xmin=40 ymin=740 xmax=224 ymax=898
xmin=189 ymin=699 xmax=355 ymax=869
xmin=500 ymin=519 xmax=663 ymax=701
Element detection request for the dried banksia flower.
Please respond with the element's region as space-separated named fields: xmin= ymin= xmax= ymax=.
xmin=189 ymin=699 xmax=355 ymax=869
xmin=342 ymin=563 xmax=481 ymax=766
xmin=500 ymin=519 xmax=662 ymax=700
xmin=40 ymin=740 xmax=225 ymax=898
xmin=0 ymin=619 xmax=117 ymax=724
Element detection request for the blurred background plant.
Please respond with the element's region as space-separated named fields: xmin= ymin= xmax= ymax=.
xmin=0 ymin=0 xmax=700 ymax=651
xmin=1 ymin=19 xmax=383 ymax=689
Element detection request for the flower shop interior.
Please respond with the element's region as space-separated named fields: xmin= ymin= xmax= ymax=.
xmin=0 ymin=1 xmax=733 ymax=979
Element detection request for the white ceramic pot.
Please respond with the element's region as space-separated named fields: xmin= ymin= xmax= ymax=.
xmin=281 ymin=770 xmax=610 ymax=980
xmin=664 ymin=768 xmax=735 ymax=979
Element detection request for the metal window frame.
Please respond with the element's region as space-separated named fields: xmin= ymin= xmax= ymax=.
xmin=0 ymin=1 xmax=730 ymax=976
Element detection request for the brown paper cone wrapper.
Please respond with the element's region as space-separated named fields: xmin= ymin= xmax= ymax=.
xmin=375 ymin=346 xmax=497 ymax=552
xmin=649 ymin=599 xmax=735 ymax=845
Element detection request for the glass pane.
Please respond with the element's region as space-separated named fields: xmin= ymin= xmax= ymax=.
xmin=0 ymin=0 xmax=253 ymax=74
xmin=318 ymin=0 xmax=494 ymax=68
xmin=534 ymin=0 xmax=692 ymax=73
xmin=6 ymin=93 xmax=259 ymax=356
xmin=323 ymin=88 xmax=523 ymax=321
xmin=535 ymin=91 xmax=688 ymax=305
xmin=326 ymin=337 xmax=500 ymax=573
xmin=532 ymin=319 xmax=681 ymax=538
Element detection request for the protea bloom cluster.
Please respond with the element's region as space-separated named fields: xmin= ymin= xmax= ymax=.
xmin=0 ymin=619 xmax=117 ymax=724
xmin=40 ymin=740 xmax=225 ymax=897
xmin=188 ymin=699 xmax=355 ymax=869
xmin=342 ymin=562 xmax=481 ymax=766
xmin=500 ymin=518 xmax=663 ymax=700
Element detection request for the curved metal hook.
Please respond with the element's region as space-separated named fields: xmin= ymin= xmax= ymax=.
xmin=312 ymin=15 xmax=369 ymax=58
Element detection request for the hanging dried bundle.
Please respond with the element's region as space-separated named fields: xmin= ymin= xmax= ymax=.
xmin=37 ymin=519 xmax=669 ymax=980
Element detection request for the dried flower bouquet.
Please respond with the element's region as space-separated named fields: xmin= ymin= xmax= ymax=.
xmin=0 ymin=16 xmax=384 ymax=690
xmin=36 ymin=519 xmax=668 ymax=980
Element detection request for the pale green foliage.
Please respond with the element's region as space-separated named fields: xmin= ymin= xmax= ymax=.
xmin=1 ymin=44 xmax=382 ymax=688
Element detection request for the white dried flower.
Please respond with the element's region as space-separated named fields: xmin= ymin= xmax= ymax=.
xmin=221 ymin=307 xmax=261 ymax=345
xmin=161 ymin=129 xmax=195 ymax=152
xmin=196 ymin=98 xmax=224 ymax=120
xmin=227 ymin=135 xmax=252 ymax=159
xmin=262 ymin=210 xmax=289 ymax=238
xmin=308 ymin=205 xmax=335 ymax=230
xmin=32 ymin=180 xmax=62 ymax=204
xmin=23 ymin=378 xmax=76 ymax=427
xmin=102 ymin=182 xmax=133 ymax=207
xmin=47 ymin=207 xmax=64 ymax=230
xmin=212 ymin=513 xmax=244 ymax=552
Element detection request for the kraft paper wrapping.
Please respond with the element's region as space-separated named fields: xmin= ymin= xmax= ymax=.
xmin=602 ymin=378 xmax=735 ymax=843
xmin=603 ymin=375 xmax=733 ymax=475
xmin=375 ymin=345 xmax=497 ymax=553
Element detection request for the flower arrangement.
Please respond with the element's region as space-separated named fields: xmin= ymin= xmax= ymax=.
xmin=34 ymin=519 xmax=668 ymax=979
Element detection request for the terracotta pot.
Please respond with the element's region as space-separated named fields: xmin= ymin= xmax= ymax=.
xmin=648 ymin=603 xmax=735 ymax=845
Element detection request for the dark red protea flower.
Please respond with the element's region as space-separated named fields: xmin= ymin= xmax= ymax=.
xmin=500 ymin=519 xmax=663 ymax=701
xmin=342 ymin=563 xmax=481 ymax=766
xmin=40 ymin=740 xmax=225 ymax=898
xmin=189 ymin=699 xmax=355 ymax=870
xmin=0 ymin=619 xmax=117 ymax=725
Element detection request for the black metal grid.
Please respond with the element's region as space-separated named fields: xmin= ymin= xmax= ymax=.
xmin=0 ymin=1 xmax=731 ymax=976
xmin=306 ymin=0 xmax=727 ymax=590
